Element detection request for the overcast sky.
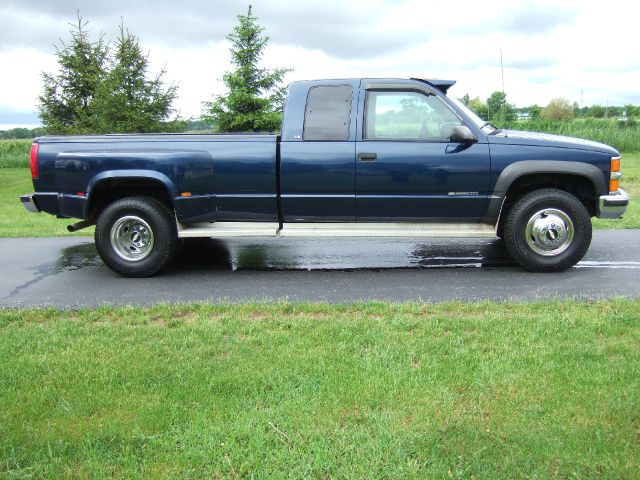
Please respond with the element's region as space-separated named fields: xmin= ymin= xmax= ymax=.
xmin=0 ymin=0 xmax=638 ymax=128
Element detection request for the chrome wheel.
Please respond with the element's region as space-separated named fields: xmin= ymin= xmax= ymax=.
xmin=109 ymin=216 xmax=154 ymax=262
xmin=524 ymin=208 xmax=574 ymax=256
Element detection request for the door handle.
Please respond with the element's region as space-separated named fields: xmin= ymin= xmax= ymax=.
xmin=358 ymin=153 xmax=377 ymax=162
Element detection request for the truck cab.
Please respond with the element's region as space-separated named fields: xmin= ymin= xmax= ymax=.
xmin=279 ymin=78 xmax=491 ymax=222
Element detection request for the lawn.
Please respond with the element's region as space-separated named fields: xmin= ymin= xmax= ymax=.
xmin=0 ymin=301 xmax=638 ymax=478
xmin=1 ymin=152 xmax=637 ymax=238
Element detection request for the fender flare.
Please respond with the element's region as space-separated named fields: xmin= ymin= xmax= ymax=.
xmin=85 ymin=170 xmax=177 ymax=217
xmin=485 ymin=160 xmax=606 ymax=224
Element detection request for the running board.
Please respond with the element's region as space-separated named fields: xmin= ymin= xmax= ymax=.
xmin=177 ymin=222 xmax=497 ymax=238
xmin=177 ymin=222 xmax=279 ymax=238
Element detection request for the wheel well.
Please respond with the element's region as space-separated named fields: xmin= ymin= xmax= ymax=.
xmin=496 ymin=174 xmax=596 ymax=236
xmin=87 ymin=178 xmax=173 ymax=221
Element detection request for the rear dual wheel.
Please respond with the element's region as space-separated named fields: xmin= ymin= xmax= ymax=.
xmin=95 ymin=196 xmax=178 ymax=277
xmin=503 ymin=188 xmax=592 ymax=272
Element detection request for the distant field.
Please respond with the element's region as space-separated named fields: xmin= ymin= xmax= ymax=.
xmin=0 ymin=300 xmax=638 ymax=478
xmin=0 ymin=138 xmax=30 ymax=168
xmin=513 ymin=118 xmax=640 ymax=152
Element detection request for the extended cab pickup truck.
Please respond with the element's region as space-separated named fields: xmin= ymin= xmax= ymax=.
xmin=21 ymin=77 xmax=629 ymax=276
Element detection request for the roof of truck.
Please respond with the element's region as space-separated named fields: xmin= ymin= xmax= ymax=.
xmin=288 ymin=77 xmax=457 ymax=94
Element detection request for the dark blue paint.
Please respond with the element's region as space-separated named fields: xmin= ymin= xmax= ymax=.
xmin=355 ymin=141 xmax=490 ymax=220
xmin=29 ymin=79 xmax=619 ymax=225
xmin=280 ymin=142 xmax=356 ymax=221
xmin=33 ymin=135 xmax=278 ymax=223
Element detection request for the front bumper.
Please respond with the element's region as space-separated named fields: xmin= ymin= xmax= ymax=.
xmin=597 ymin=188 xmax=629 ymax=219
xmin=20 ymin=194 xmax=40 ymax=213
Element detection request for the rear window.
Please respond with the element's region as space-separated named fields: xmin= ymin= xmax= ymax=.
xmin=303 ymin=85 xmax=352 ymax=141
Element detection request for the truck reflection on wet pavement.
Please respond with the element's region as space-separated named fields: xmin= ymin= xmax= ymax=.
xmin=56 ymin=237 xmax=516 ymax=273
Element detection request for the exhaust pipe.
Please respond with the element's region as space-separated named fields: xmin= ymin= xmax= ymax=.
xmin=67 ymin=220 xmax=95 ymax=232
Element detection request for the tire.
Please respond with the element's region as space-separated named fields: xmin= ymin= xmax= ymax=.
xmin=95 ymin=196 xmax=178 ymax=277
xmin=503 ymin=188 xmax=592 ymax=272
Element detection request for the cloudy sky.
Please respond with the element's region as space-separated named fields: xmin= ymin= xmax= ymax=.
xmin=0 ymin=0 xmax=638 ymax=128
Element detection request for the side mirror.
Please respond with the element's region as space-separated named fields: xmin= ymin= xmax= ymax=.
xmin=450 ymin=125 xmax=478 ymax=143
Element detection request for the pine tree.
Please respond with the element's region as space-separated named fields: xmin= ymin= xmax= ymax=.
xmin=38 ymin=14 xmax=108 ymax=134
xmin=203 ymin=6 xmax=291 ymax=132
xmin=93 ymin=24 xmax=183 ymax=133
xmin=39 ymin=15 xmax=183 ymax=134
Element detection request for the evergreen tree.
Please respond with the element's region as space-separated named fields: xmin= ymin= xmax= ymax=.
xmin=94 ymin=24 xmax=183 ymax=133
xmin=203 ymin=6 xmax=291 ymax=132
xmin=39 ymin=15 xmax=183 ymax=134
xmin=38 ymin=14 xmax=108 ymax=134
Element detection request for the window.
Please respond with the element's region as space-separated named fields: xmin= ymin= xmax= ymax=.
xmin=365 ymin=91 xmax=463 ymax=141
xmin=303 ymin=85 xmax=352 ymax=141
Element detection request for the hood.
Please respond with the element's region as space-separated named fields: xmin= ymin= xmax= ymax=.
xmin=488 ymin=129 xmax=619 ymax=156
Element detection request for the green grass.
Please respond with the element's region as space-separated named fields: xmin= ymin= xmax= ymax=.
xmin=0 ymin=138 xmax=31 ymax=168
xmin=0 ymin=301 xmax=638 ymax=478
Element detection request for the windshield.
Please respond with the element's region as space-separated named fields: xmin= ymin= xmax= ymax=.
xmin=449 ymin=97 xmax=498 ymax=134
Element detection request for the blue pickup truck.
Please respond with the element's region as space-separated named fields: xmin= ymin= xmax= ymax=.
xmin=21 ymin=77 xmax=629 ymax=276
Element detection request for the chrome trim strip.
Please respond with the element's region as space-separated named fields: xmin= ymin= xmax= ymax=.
xmin=610 ymin=171 xmax=622 ymax=180
xmin=216 ymin=194 xmax=276 ymax=198
xmin=281 ymin=194 xmax=355 ymax=198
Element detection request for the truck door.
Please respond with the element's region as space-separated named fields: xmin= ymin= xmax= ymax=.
xmin=355 ymin=85 xmax=490 ymax=221
xmin=280 ymin=81 xmax=358 ymax=221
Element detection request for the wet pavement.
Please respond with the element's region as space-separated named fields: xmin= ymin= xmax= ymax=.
xmin=0 ymin=230 xmax=639 ymax=307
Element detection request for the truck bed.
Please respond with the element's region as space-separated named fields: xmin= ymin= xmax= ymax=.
xmin=33 ymin=133 xmax=279 ymax=224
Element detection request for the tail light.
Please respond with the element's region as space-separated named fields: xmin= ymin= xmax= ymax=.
xmin=609 ymin=156 xmax=621 ymax=193
xmin=30 ymin=143 xmax=39 ymax=180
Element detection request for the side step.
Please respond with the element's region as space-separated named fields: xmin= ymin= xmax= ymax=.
xmin=177 ymin=222 xmax=496 ymax=238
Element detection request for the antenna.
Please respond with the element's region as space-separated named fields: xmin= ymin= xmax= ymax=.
xmin=500 ymin=49 xmax=505 ymax=97
xmin=500 ymin=49 xmax=506 ymax=125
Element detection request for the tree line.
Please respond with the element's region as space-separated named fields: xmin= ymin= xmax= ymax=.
xmin=461 ymin=92 xmax=639 ymax=126
xmin=37 ymin=7 xmax=289 ymax=135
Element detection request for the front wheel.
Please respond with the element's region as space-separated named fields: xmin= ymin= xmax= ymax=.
xmin=503 ymin=188 xmax=592 ymax=272
xmin=95 ymin=196 xmax=178 ymax=277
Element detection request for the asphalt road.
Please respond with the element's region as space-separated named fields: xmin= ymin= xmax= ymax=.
xmin=1 ymin=230 xmax=639 ymax=307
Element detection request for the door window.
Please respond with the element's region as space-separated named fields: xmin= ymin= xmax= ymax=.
xmin=365 ymin=91 xmax=463 ymax=141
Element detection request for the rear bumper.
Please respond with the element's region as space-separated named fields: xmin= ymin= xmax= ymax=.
xmin=597 ymin=188 xmax=629 ymax=219
xmin=20 ymin=192 xmax=87 ymax=219
xmin=20 ymin=194 xmax=40 ymax=213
